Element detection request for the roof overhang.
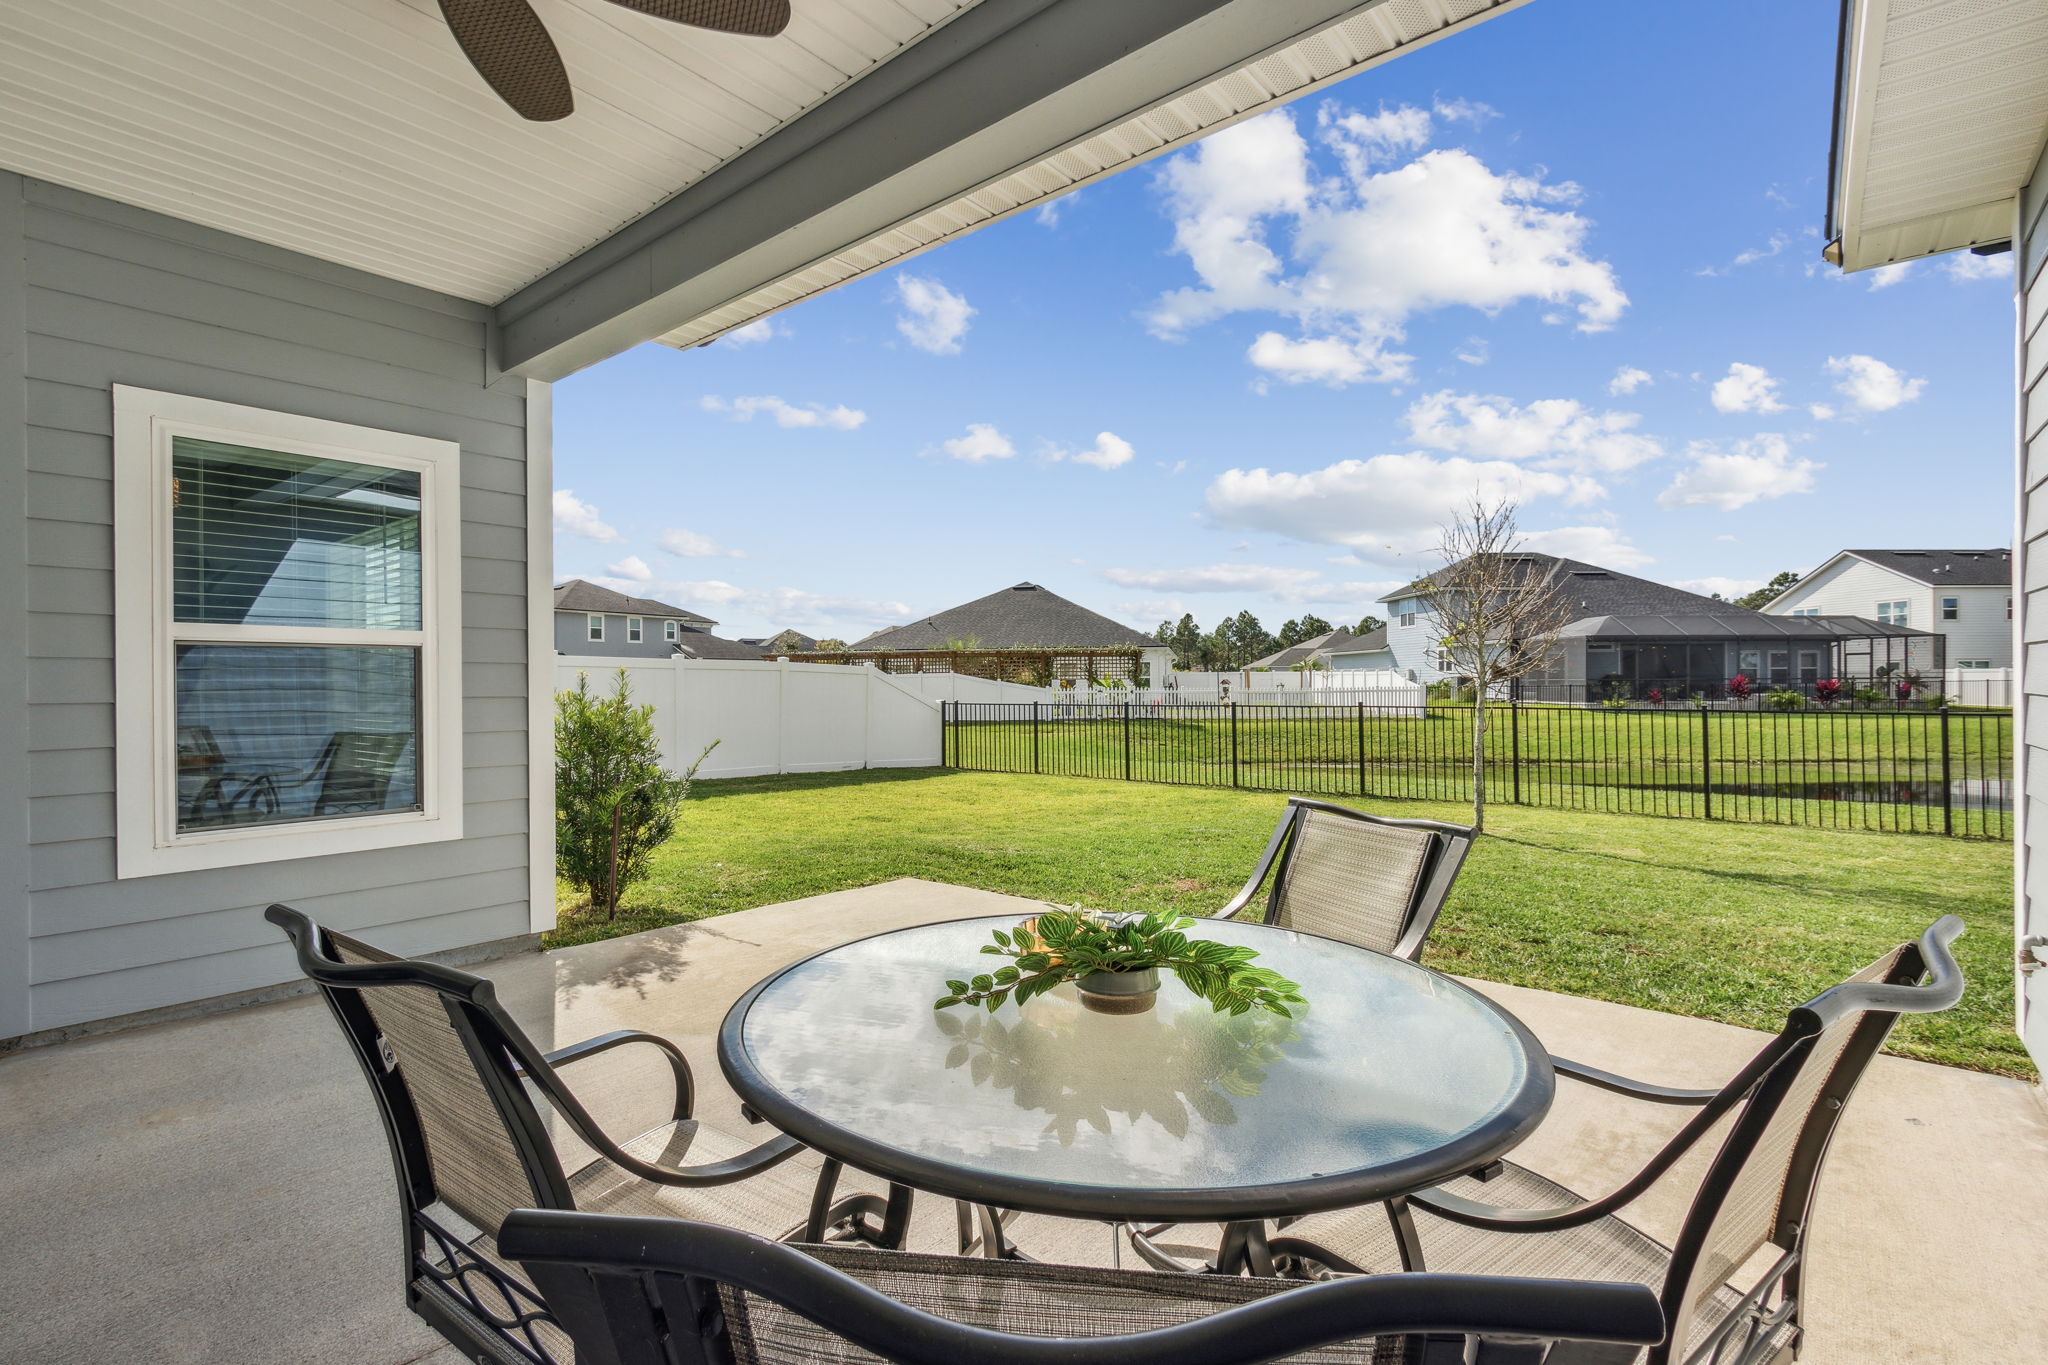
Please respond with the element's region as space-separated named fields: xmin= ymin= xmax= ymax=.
xmin=1825 ymin=0 xmax=2048 ymax=273
xmin=0 ymin=0 xmax=1532 ymax=381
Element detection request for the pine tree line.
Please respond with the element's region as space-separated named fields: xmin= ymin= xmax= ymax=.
xmin=1151 ymin=612 xmax=1385 ymax=672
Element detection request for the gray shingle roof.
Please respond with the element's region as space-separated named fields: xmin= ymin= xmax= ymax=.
xmin=1249 ymin=626 xmax=1386 ymax=670
xmin=741 ymin=630 xmax=819 ymax=651
xmin=848 ymin=582 xmax=1157 ymax=651
xmin=668 ymin=627 xmax=771 ymax=660
xmin=1378 ymin=554 xmax=1783 ymax=626
xmin=1843 ymin=549 xmax=2010 ymax=586
xmin=553 ymin=578 xmax=713 ymax=625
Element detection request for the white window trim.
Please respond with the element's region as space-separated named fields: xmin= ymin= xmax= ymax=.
xmin=113 ymin=386 xmax=464 ymax=878
xmin=627 ymin=616 xmax=643 ymax=643
xmin=587 ymin=613 xmax=604 ymax=641
xmin=1941 ymin=596 xmax=1960 ymax=620
xmin=664 ymin=619 xmax=678 ymax=641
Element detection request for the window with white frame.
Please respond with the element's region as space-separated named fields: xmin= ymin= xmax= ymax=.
xmin=1877 ymin=600 xmax=1908 ymax=626
xmin=587 ymin=613 xmax=604 ymax=641
xmin=1940 ymin=596 xmax=1959 ymax=620
xmin=1957 ymin=659 xmax=1992 ymax=669
xmin=1399 ymin=610 xmax=1417 ymax=628
xmin=664 ymin=619 xmax=678 ymax=642
xmin=627 ymin=616 xmax=643 ymax=643
xmin=114 ymin=386 xmax=463 ymax=877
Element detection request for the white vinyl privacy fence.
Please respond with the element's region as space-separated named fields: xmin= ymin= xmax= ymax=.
xmin=555 ymin=657 xmax=940 ymax=780
xmin=886 ymin=669 xmax=1426 ymax=711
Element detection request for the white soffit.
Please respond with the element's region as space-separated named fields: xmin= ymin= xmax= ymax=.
xmin=0 ymin=0 xmax=979 ymax=303
xmin=656 ymin=0 xmax=1530 ymax=349
xmin=1831 ymin=0 xmax=2048 ymax=272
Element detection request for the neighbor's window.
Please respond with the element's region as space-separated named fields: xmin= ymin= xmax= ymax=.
xmin=627 ymin=616 xmax=643 ymax=643
xmin=1398 ymin=611 xmax=1416 ymax=628
xmin=1877 ymin=600 xmax=1908 ymax=626
xmin=587 ymin=613 xmax=604 ymax=641
xmin=1958 ymin=659 xmax=1992 ymax=669
xmin=1941 ymin=596 xmax=1959 ymax=620
xmin=114 ymin=387 xmax=463 ymax=877
xmin=664 ymin=619 xmax=679 ymax=642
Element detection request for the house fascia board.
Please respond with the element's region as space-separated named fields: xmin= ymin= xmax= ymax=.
xmin=495 ymin=0 xmax=1396 ymax=379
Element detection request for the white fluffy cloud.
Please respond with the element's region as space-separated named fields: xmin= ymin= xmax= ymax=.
xmin=1402 ymin=390 xmax=1662 ymax=477
xmin=1865 ymin=262 xmax=1914 ymax=290
xmin=659 ymin=528 xmax=744 ymax=559
xmin=1944 ymin=251 xmax=2010 ymax=282
xmin=721 ymin=317 xmax=782 ymax=346
xmin=1101 ymin=563 xmax=1324 ymax=594
xmin=1709 ymin=363 xmax=1786 ymax=415
xmin=1044 ymin=431 xmax=1135 ymax=470
xmin=553 ymin=489 xmax=622 ymax=543
xmin=1517 ymin=525 xmax=1652 ymax=569
xmin=1673 ymin=576 xmax=1766 ymax=600
xmin=927 ymin=423 xmax=1015 ymax=463
xmin=1824 ymin=354 xmax=1925 ymax=412
xmin=1205 ymin=452 xmax=1573 ymax=559
xmin=605 ymin=555 xmax=652 ymax=581
xmin=1149 ymin=104 xmax=1625 ymax=386
xmin=588 ymin=577 xmax=911 ymax=634
xmin=700 ymin=395 xmax=866 ymax=430
xmin=895 ymin=275 xmax=975 ymax=354
xmin=1608 ymin=366 xmax=1652 ymax=395
xmin=1657 ymin=434 xmax=1820 ymax=511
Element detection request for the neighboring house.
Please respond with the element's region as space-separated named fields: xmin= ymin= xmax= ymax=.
xmin=841 ymin=583 xmax=1174 ymax=685
xmin=1378 ymin=554 xmax=1930 ymax=701
xmin=1763 ymin=550 xmax=2011 ymax=670
xmin=742 ymin=630 xmax=820 ymax=653
xmin=1249 ymin=627 xmax=1392 ymax=671
xmin=553 ymin=580 xmax=717 ymax=659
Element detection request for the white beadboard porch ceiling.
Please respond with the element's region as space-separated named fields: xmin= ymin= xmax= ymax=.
xmin=0 ymin=0 xmax=980 ymax=303
xmin=1830 ymin=0 xmax=2048 ymax=272
xmin=657 ymin=0 xmax=1527 ymax=349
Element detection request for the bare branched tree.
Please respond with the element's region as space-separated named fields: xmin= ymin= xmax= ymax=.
xmin=1415 ymin=498 xmax=1576 ymax=831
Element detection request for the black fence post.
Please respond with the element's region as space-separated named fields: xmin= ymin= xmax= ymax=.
xmin=1510 ymin=701 xmax=1522 ymax=806
xmin=1229 ymin=703 xmax=1241 ymax=788
xmin=1123 ymin=701 xmax=1132 ymax=782
xmin=1032 ymin=702 xmax=1041 ymax=775
xmin=1700 ymin=704 xmax=1713 ymax=821
xmin=1940 ymin=707 xmax=1953 ymax=837
xmin=1356 ymin=702 xmax=1367 ymax=798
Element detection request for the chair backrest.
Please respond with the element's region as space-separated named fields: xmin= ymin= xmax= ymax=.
xmin=501 ymin=1212 xmax=1667 ymax=1365
xmin=311 ymin=730 xmax=413 ymax=814
xmin=267 ymin=905 xmax=572 ymax=1237
xmin=1654 ymin=916 xmax=1965 ymax=1362
xmin=1263 ymin=799 xmax=1475 ymax=958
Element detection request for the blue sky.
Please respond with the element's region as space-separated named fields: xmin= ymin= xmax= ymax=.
xmin=550 ymin=0 xmax=2016 ymax=644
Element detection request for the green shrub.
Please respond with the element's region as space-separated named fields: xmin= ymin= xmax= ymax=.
xmin=1851 ymin=687 xmax=1887 ymax=706
xmin=555 ymin=669 xmax=714 ymax=918
xmin=1765 ymin=689 xmax=1805 ymax=711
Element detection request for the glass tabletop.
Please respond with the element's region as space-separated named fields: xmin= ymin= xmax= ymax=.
xmin=719 ymin=915 xmax=1553 ymax=1221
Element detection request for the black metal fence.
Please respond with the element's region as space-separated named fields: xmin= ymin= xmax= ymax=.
xmin=942 ymin=701 xmax=2012 ymax=840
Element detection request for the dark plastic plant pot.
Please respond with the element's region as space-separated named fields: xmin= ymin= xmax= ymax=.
xmin=1075 ymin=967 xmax=1160 ymax=1015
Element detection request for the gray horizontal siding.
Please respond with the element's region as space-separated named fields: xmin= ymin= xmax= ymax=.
xmin=2021 ymin=134 xmax=2047 ymax=1071
xmin=3 ymin=171 xmax=537 ymax=1035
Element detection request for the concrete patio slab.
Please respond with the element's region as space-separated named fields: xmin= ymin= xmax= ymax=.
xmin=2 ymin=877 xmax=2041 ymax=1364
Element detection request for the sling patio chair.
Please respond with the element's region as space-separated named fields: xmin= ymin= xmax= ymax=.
xmin=499 ymin=1209 xmax=1667 ymax=1365
xmin=1209 ymin=797 xmax=1476 ymax=961
xmin=268 ymin=904 xmax=889 ymax=1365
xmin=1264 ymin=916 xmax=1966 ymax=1365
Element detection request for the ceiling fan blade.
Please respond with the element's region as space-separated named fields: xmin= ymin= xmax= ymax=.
xmin=438 ymin=0 xmax=575 ymax=121
xmin=603 ymin=0 xmax=793 ymax=38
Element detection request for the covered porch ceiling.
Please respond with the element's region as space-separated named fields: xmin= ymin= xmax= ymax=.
xmin=1826 ymin=0 xmax=2048 ymax=273
xmin=0 ymin=0 xmax=1530 ymax=379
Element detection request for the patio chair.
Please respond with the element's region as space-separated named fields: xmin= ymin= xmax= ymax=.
xmin=1209 ymin=797 xmax=1476 ymax=961
xmin=1265 ymin=915 xmax=1966 ymax=1365
xmin=499 ymin=1209 xmax=1668 ymax=1365
xmin=268 ymin=905 xmax=887 ymax=1365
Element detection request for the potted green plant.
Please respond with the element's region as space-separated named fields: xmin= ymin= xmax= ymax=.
xmin=936 ymin=907 xmax=1304 ymax=1018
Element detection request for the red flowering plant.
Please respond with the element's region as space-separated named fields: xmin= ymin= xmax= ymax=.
xmin=1812 ymin=678 xmax=1843 ymax=707
xmin=1647 ymin=687 xmax=1665 ymax=706
xmin=1727 ymin=673 xmax=1754 ymax=703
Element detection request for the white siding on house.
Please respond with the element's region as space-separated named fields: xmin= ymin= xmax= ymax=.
xmin=1382 ymin=596 xmax=1448 ymax=682
xmin=1768 ymin=555 xmax=2011 ymax=667
xmin=2018 ymin=134 xmax=2048 ymax=1071
xmin=1 ymin=173 xmax=537 ymax=1038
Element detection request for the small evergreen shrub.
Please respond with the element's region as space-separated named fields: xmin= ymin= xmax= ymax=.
xmin=1765 ymin=689 xmax=1805 ymax=711
xmin=555 ymin=669 xmax=714 ymax=919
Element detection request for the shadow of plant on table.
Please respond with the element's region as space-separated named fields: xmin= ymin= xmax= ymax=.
xmin=545 ymin=767 xmax=2027 ymax=1079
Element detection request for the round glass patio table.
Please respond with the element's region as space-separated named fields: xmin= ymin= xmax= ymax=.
xmin=719 ymin=915 xmax=1554 ymax=1226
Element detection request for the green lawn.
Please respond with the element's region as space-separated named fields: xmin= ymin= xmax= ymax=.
xmin=548 ymin=768 xmax=2029 ymax=1080
xmin=951 ymin=706 xmax=2013 ymax=839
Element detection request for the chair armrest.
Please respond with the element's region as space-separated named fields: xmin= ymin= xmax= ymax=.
xmin=1207 ymin=811 xmax=1296 ymax=922
xmin=538 ymin=1029 xmax=697 ymax=1121
xmin=1551 ymin=1055 xmax=1722 ymax=1106
xmin=631 ymin=1132 xmax=807 ymax=1188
